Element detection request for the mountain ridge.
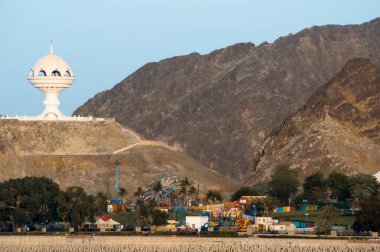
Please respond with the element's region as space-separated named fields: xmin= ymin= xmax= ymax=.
xmin=244 ymin=58 xmax=380 ymax=185
xmin=75 ymin=18 xmax=380 ymax=179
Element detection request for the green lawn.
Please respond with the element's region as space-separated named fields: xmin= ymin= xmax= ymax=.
xmin=109 ymin=212 xmax=137 ymax=226
xmin=273 ymin=210 xmax=356 ymax=227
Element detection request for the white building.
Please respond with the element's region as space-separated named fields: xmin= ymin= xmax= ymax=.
xmin=269 ymin=221 xmax=296 ymax=233
xmin=185 ymin=216 xmax=209 ymax=230
xmin=252 ymin=217 xmax=278 ymax=231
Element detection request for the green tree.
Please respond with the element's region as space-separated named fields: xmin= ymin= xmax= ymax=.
xmin=94 ymin=192 xmax=108 ymax=215
xmin=268 ymin=165 xmax=300 ymax=204
xmin=262 ymin=197 xmax=281 ymax=216
xmin=249 ymin=197 xmax=280 ymax=217
xmin=316 ymin=205 xmax=339 ymax=235
xmin=179 ymin=177 xmax=196 ymax=207
xmin=230 ymin=186 xmax=260 ymax=201
xmin=206 ymin=190 xmax=223 ymax=203
xmin=135 ymin=199 xmax=156 ymax=226
xmin=56 ymin=186 xmax=97 ymax=228
xmin=151 ymin=209 xmax=169 ymax=226
xmin=349 ymin=173 xmax=380 ymax=201
xmin=303 ymin=173 xmax=327 ymax=204
xmin=353 ymin=196 xmax=380 ymax=232
xmin=327 ymin=172 xmax=350 ymax=202
xmin=0 ymin=177 xmax=60 ymax=227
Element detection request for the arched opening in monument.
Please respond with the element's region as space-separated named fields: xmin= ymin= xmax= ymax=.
xmin=64 ymin=71 xmax=71 ymax=77
xmin=52 ymin=70 xmax=61 ymax=77
xmin=38 ymin=70 xmax=47 ymax=77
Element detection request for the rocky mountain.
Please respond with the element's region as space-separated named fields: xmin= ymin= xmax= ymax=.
xmin=75 ymin=18 xmax=380 ymax=179
xmin=0 ymin=119 xmax=238 ymax=196
xmin=244 ymin=58 xmax=380 ymax=185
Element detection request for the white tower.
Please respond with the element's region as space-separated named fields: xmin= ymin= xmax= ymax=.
xmin=27 ymin=43 xmax=75 ymax=119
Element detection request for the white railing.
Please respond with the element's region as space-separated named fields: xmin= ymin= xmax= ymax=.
xmin=0 ymin=115 xmax=113 ymax=122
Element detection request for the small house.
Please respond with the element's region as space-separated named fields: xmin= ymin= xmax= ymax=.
xmin=252 ymin=217 xmax=278 ymax=231
xmin=269 ymin=221 xmax=296 ymax=233
xmin=185 ymin=216 xmax=209 ymax=230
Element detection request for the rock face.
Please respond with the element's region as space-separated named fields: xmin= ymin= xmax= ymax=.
xmin=244 ymin=58 xmax=380 ymax=185
xmin=74 ymin=18 xmax=380 ymax=179
xmin=0 ymin=120 xmax=238 ymax=196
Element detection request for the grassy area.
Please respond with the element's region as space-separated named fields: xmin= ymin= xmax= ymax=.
xmin=109 ymin=212 xmax=137 ymax=226
xmin=168 ymin=210 xmax=201 ymax=222
xmin=273 ymin=210 xmax=356 ymax=227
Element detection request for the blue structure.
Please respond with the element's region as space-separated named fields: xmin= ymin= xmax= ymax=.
xmin=105 ymin=156 xmax=129 ymax=201
xmin=293 ymin=221 xmax=308 ymax=228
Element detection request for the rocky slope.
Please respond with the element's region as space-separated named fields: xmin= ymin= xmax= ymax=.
xmin=244 ymin=58 xmax=380 ymax=185
xmin=75 ymin=18 xmax=380 ymax=179
xmin=0 ymin=120 xmax=238 ymax=196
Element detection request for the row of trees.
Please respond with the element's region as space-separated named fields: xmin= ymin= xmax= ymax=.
xmin=231 ymin=165 xmax=380 ymax=232
xmin=301 ymin=171 xmax=379 ymax=205
xmin=0 ymin=177 xmax=107 ymax=228
xmin=258 ymin=165 xmax=380 ymax=206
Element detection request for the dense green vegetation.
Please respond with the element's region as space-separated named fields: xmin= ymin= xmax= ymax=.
xmin=1 ymin=168 xmax=379 ymax=233
xmin=206 ymin=190 xmax=223 ymax=203
xmin=135 ymin=200 xmax=168 ymax=226
xmin=0 ymin=177 xmax=107 ymax=229
xmin=268 ymin=165 xmax=300 ymax=204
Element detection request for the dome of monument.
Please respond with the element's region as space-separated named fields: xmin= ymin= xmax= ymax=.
xmin=27 ymin=43 xmax=76 ymax=119
xmin=29 ymin=44 xmax=74 ymax=78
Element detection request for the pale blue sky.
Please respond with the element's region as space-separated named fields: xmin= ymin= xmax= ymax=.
xmin=0 ymin=0 xmax=379 ymax=116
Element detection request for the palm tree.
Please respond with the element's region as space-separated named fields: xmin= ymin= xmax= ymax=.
xmin=119 ymin=187 xmax=127 ymax=199
xmin=118 ymin=187 xmax=127 ymax=212
xmin=134 ymin=187 xmax=143 ymax=199
xmin=179 ymin=177 xmax=196 ymax=207
xmin=152 ymin=181 xmax=164 ymax=202
xmin=188 ymin=185 xmax=197 ymax=206
xmin=316 ymin=205 xmax=339 ymax=236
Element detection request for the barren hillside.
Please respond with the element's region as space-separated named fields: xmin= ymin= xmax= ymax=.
xmin=0 ymin=120 xmax=238 ymax=196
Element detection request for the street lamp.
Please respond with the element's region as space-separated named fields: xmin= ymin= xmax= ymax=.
xmin=303 ymin=199 xmax=307 ymax=214
xmin=303 ymin=199 xmax=308 ymax=228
